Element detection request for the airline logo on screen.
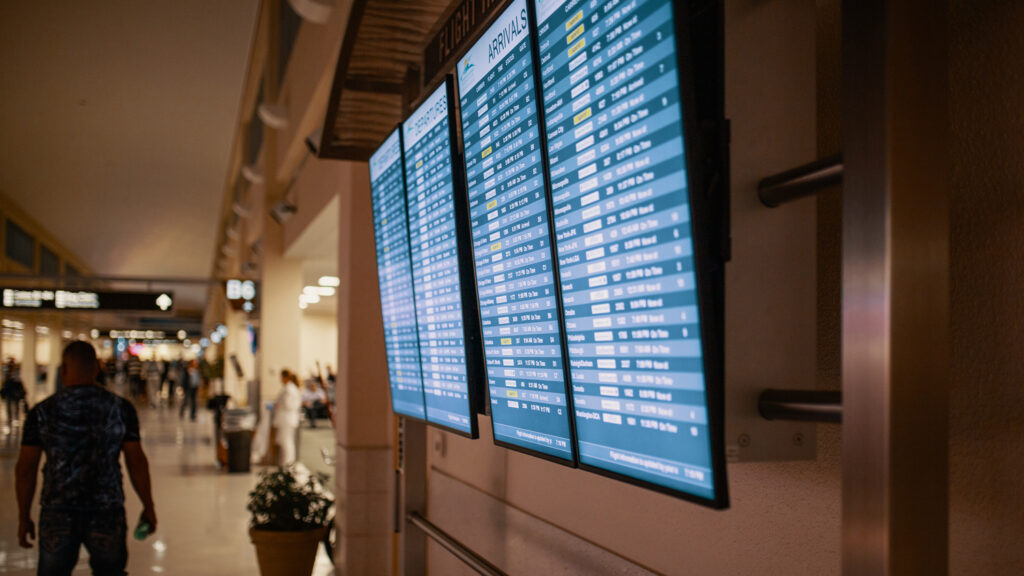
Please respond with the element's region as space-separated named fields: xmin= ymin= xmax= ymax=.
xmin=370 ymin=129 xmax=402 ymax=182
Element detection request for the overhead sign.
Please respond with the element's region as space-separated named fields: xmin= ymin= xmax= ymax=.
xmin=225 ymin=279 xmax=258 ymax=301
xmin=424 ymin=0 xmax=509 ymax=87
xmin=0 ymin=288 xmax=175 ymax=312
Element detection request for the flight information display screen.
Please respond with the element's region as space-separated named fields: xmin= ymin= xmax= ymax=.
xmin=457 ymin=0 xmax=575 ymax=462
xmin=534 ymin=0 xmax=718 ymax=501
xmin=370 ymin=128 xmax=426 ymax=420
xmin=403 ymin=82 xmax=478 ymax=436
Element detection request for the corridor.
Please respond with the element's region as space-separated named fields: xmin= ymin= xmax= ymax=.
xmin=0 ymin=395 xmax=335 ymax=575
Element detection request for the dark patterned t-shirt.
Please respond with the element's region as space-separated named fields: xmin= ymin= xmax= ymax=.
xmin=22 ymin=385 xmax=140 ymax=510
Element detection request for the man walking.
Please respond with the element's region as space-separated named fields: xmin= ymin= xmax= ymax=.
xmin=15 ymin=341 xmax=157 ymax=576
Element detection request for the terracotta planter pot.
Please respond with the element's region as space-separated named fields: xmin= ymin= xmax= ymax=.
xmin=249 ymin=526 xmax=328 ymax=576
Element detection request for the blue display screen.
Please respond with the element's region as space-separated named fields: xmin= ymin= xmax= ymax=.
xmin=402 ymin=83 xmax=476 ymax=435
xmin=457 ymin=0 xmax=575 ymax=462
xmin=534 ymin=0 xmax=716 ymax=499
xmin=369 ymin=128 xmax=426 ymax=420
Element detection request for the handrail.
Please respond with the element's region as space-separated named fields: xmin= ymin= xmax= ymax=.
xmin=407 ymin=511 xmax=507 ymax=576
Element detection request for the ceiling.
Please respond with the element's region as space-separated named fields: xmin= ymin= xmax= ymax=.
xmin=0 ymin=0 xmax=260 ymax=313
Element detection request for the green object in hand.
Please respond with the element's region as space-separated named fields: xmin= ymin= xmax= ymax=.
xmin=133 ymin=517 xmax=153 ymax=541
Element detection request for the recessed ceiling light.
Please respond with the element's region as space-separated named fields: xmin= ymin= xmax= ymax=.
xmin=318 ymin=276 xmax=340 ymax=287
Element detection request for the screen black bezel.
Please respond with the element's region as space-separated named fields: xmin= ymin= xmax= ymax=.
xmin=529 ymin=0 xmax=729 ymax=509
xmin=452 ymin=0 xmax=580 ymax=467
xmin=402 ymin=77 xmax=484 ymax=439
xmin=369 ymin=124 xmax=429 ymax=424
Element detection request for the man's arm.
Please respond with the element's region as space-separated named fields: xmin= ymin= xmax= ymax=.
xmin=15 ymin=446 xmax=42 ymax=548
xmin=123 ymin=442 xmax=157 ymax=532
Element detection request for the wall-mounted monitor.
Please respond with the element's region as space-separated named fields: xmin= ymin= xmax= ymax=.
xmin=369 ymin=127 xmax=426 ymax=420
xmin=403 ymin=80 xmax=484 ymax=438
xmin=532 ymin=0 xmax=728 ymax=507
xmin=457 ymin=0 xmax=577 ymax=464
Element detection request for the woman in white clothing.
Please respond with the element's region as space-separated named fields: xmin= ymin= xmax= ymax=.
xmin=273 ymin=369 xmax=302 ymax=466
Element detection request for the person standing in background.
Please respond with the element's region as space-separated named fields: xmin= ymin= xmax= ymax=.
xmin=272 ymin=370 xmax=302 ymax=466
xmin=2 ymin=359 xmax=27 ymax=425
xmin=16 ymin=341 xmax=156 ymax=575
xmin=125 ymin=354 xmax=143 ymax=401
xmin=179 ymin=360 xmax=200 ymax=422
xmin=145 ymin=361 xmax=162 ymax=408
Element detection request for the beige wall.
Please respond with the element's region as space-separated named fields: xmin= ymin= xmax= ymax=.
xmin=424 ymin=2 xmax=842 ymax=575
xmin=294 ymin=0 xmax=1024 ymax=573
xmin=298 ymin=311 xmax=337 ymax=381
xmin=949 ymin=1 xmax=1024 ymax=573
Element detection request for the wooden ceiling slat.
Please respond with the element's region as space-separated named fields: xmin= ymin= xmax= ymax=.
xmin=319 ymin=0 xmax=454 ymax=159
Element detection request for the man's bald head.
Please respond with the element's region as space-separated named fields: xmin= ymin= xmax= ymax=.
xmin=61 ymin=340 xmax=99 ymax=387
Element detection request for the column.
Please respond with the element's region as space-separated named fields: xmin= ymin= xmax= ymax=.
xmin=334 ymin=165 xmax=394 ymax=575
xmin=46 ymin=319 xmax=61 ymax=395
xmin=21 ymin=321 xmax=36 ymax=402
xmin=223 ymin=308 xmax=256 ymax=404
xmin=258 ymin=211 xmax=303 ymax=403
xmin=842 ymin=1 xmax=949 ymax=574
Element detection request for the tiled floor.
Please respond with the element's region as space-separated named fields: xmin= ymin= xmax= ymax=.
xmin=0 ymin=387 xmax=336 ymax=575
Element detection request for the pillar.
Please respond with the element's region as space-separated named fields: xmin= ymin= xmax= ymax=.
xmin=842 ymin=1 xmax=949 ymax=574
xmin=334 ymin=165 xmax=394 ymax=575
xmin=258 ymin=211 xmax=303 ymax=402
xmin=224 ymin=308 xmax=256 ymax=404
xmin=21 ymin=321 xmax=36 ymax=401
xmin=46 ymin=319 xmax=62 ymax=395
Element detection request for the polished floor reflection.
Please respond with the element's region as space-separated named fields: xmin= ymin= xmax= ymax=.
xmin=0 ymin=390 xmax=335 ymax=575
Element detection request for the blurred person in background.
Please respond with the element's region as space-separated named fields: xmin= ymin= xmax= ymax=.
xmin=145 ymin=361 xmax=162 ymax=408
xmin=2 ymin=359 xmax=27 ymax=425
xmin=273 ymin=369 xmax=302 ymax=466
xmin=300 ymin=379 xmax=328 ymax=429
xmin=125 ymin=353 xmax=143 ymax=401
xmin=179 ymin=360 xmax=200 ymax=422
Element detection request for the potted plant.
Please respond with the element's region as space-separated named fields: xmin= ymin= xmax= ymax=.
xmin=248 ymin=464 xmax=334 ymax=576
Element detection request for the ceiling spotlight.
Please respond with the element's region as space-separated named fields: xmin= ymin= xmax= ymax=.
xmin=241 ymin=164 xmax=264 ymax=185
xmin=305 ymin=126 xmax=324 ymax=155
xmin=257 ymin=103 xmax=290 ymax=130
xmin=288 ymin=0 xmax=332 ymax=24
xmin=270 ymin=199 xmax=297 ymax=225
xmin=232 ymin=200 xmax=253 ymax=218
xmin=316 ymin=286 xmax=335 ymax=297
xmin=318 ymin=276 xmax=340 ymax=287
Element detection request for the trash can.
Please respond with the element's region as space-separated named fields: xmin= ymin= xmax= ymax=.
xmin=223 ymin=409 xmax=257 ymax=473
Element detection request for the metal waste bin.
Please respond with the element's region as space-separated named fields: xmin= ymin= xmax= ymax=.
xmin=223 ymin=409 xmax=257 ymax=473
